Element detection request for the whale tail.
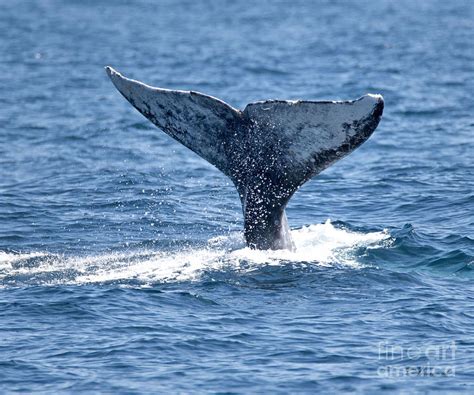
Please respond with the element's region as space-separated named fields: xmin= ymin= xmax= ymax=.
xmin=106 ymin=66 xmax=384 ymax=250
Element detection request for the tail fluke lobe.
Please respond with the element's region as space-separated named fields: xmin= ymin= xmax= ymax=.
xmin=242 ymin=95 xmax=384 ymax=190
xmin=105 ymin=66 xmax=243 ymax=179
xmin=106 ymin=67 xmax=383 ymax=250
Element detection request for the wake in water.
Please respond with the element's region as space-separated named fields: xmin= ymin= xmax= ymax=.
xmin=0 ymin=220 xmax=390 ymax=287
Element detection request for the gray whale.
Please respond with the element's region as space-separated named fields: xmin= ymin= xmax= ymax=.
xmin=106 ymin=66 xmax=383 ymax=250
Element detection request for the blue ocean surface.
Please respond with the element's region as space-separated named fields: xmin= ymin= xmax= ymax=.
xmin=1 ymin=0 xmax=473 ymax=393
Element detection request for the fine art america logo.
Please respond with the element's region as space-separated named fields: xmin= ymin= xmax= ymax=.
xmin=378 ymin=341 xmax=456 ymax=377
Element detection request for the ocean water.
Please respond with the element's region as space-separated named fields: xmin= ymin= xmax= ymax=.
xmin=0 ymin=0 xmax=473 ymax=393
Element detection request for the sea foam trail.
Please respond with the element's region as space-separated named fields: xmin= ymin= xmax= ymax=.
xmin=0 ymin=220 xmax=390 ymax=287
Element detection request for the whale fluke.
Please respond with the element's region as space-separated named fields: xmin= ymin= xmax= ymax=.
xmin=106 ymin=66 xmax=384 ymax=250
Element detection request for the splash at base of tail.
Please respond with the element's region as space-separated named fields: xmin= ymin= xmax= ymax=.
xmin=105 ymin=66 xmax=384 ymax=250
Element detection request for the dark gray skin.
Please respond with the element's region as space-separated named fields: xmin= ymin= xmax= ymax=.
xmin=236 ymin=102 xmax=383 ymax=250
xmin=106 ymin=66 xmax=384 ymax=250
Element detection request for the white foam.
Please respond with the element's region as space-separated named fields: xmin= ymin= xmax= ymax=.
xmin=0 ymin=251 xmax=48 ymax=264
xmin=0 ymin=220 xmax=390 ymax=287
